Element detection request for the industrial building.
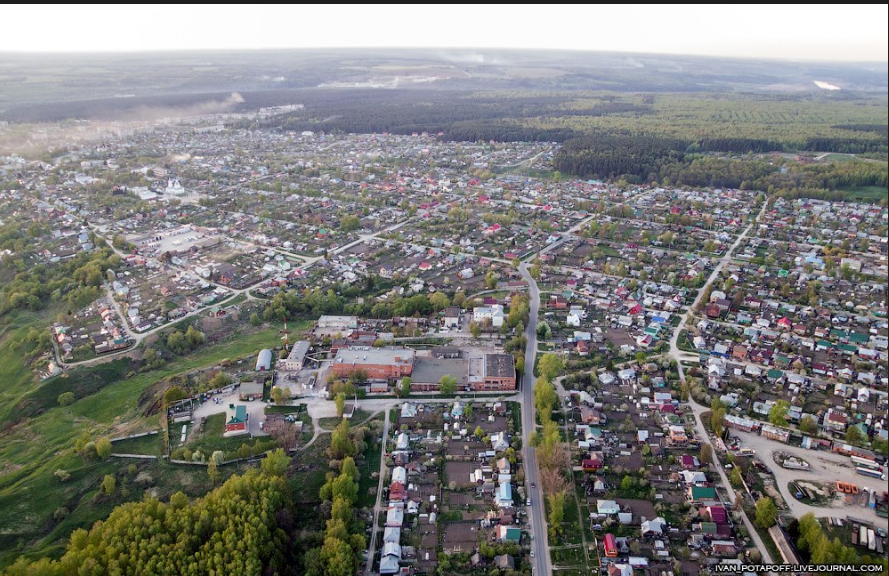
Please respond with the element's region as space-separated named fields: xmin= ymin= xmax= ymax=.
xmin=279 ymin=340 xmax=311 ymax=371
xmin=317 ymin=315 xmax=359 ymax=330
xmin=332 ymin=346 xmax=415 ymax=381
xmin=411 ymin=355 xmax=469 ymax=391
xmin=468 ymin=353 xmax=517 ymax=391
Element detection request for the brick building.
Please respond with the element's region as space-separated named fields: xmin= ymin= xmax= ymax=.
xmin=332 ymin=347 xmax=415 ymax=381
xmin=473 ymin=353 xmax=516 ymax=391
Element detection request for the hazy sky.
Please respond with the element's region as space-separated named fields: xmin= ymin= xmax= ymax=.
xmin=2 ymin=4 xmax=886 ymax=62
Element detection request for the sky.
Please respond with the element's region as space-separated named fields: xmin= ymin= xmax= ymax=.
xmin=1 ymin=4 xmax=886 ymax=62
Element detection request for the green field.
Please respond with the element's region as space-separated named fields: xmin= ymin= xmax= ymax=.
xmin=838 ymin=185 xmax=887 ymax=203
xmin=110 ymin=433 xmax=162 ymax=456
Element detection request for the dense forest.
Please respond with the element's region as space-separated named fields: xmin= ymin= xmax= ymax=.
xmin=4 ymin=456 xmax=294 ymax=576
xmin=552 ymin=130 xmax=887 ymax=203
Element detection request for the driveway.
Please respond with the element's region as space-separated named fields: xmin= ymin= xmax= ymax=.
xmin=191 ymin=390 xmax=270 ymax=437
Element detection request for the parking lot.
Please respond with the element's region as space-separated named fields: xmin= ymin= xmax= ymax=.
xmin=733 ymin=429 xmax=889 ymax=529
xmin=191 ymin=389 xmax=270 ymax=438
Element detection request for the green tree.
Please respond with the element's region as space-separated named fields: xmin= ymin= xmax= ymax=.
xmin=95 ymin=437 xmax=112 ymax=460
xmin=330 ymin=497 xmax=352 ymax=525
xmin=484 ymin=271 xmax=497 ymax=289
xmin=873 ymin=436 xmax=888 ymax=457
xmin=340 ymin=456 xmax=359 ymax=482
xmin=58 ymin=392 xmax=75 ymax=406
xmin=397 ymin=377 xmax=411 ymax=398
xmin=184 ymin=325 xmax=205 ymax=348
xmin=335 ymin=392 xmax=346 ymax=417
xmin=207 ymin=458 xmax=220 ymax=484
xmin=428 ymin=291 xmax=450 ymax=311
xmin=730 ymin=465 xmax=744 ymax=488
xmin=538 ymin=353 xmax=565 ymax=381
xmin=163 ymin=386 xmax=188 ymax=408
xmin=330 ymin=419 xmax=355 ymax=460
xmin=474 ymin=425 xmax=485 ymax=440
xmin=845 ymin=425 xmax=865 ymax=446
xmin=469 ymin=321 xmax=481 ymax=338
xmin=439 ymin=374 xmax=457 ymax=395
xmin=101 ymin=474 xmax=117 ymax=495
xmin=547 ymin=492 xmax=566 ymax=539
xmin=620 ymin=475 xmax=634 ymax=492
xmin=533 ymin=378 xmax=558 ymax=424
xmin=799 ymin=416 xmax=818 ymax=435
xmin=319 ymin=535 xmax=356 ymax=576
xmin=768 ymin=400 xmax=790 ymax=426
xmin=262 ymin=448 xmax=290 ymax=477
xmin=331 ymin=473 xmax=358 ymax=505
xmin=710 ymin=397 xmax=726 ymax=439
xmin=700 ymin=443 xmax=712 ymax=465
xmin=339 ymin=214 xmax=361 ymax=231
xmin=755 ymin=497 xmax=777 ymax=528
xmin=166 ymin=330 xmax=187 ymax=354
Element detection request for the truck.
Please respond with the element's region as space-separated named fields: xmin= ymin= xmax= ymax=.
xmin=856 ymin=466 xmax=886 ymax=480
xmin=851 ymin=455 xmax=882 ymax=470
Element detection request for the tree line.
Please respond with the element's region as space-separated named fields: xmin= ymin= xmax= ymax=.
xmin=4 ymin=453 xmax=294 ymax=576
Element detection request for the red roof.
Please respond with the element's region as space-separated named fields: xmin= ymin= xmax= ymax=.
xmin=707 ymin=505 xmax=727 ymax=524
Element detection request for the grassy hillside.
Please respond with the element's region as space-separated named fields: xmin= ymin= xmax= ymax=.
xmin=0 ymin=320 xmax=306 ymax=568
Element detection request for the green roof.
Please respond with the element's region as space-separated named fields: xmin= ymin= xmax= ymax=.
xmin=848 ymin=332 xmax=869 ymax=344
xmin=226 ymin=405 xmax=247 ymax=425
xmin=691 ymin=486 xmax=717 ymax=500
xmin=502 ymin=527 xmax=521 ymax=541
xmin=767 ymin=369 xmax=784 ymax=380
xmin=838 ymin=343 xmax=858 ymax=353
xmin=700 ymin=521 xmax=718 ymax=534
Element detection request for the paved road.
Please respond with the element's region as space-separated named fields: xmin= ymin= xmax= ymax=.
xmin=668 ymin=203 xmax=776 ymax=565
xmin=365 ymin=408 xmax=392 ymax=575
xmin=331 ymin=218 xmax=413 ymax=256
xmin=518 ymin=261 xmax=551 ymax=576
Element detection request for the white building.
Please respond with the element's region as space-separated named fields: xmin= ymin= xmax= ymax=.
xmin=473 ymin=304 xmax=504 ymax=328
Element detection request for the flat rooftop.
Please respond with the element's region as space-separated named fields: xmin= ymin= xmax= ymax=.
xmin=412 ymin=357 xmax=468 ymax=385
xmin=484 ymin=353 xmax=516 ymax=379
xmin=127 ymin=224 xmax=220 ymax=254
xmin=335 ymin=346 xmax=415 ymax=366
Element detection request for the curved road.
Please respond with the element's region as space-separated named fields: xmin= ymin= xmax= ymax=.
xmin=668 ymin=204 xmax=776 ymax=564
